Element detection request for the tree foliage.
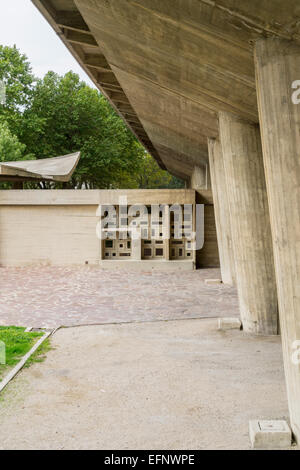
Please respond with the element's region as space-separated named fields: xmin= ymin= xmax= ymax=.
xmin=0 ymin=120 xmax=26 ymax=162
xmin=23 ymin=71 xmax=145 ymax=188
xmin=0 ymin=45 xmax=35 ymax=135
xmin=137 ymin=153 xmax=184 ymax=189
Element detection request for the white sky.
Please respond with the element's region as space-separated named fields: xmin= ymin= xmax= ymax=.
xmin=0 ymin=0 xmax=95 ymax=86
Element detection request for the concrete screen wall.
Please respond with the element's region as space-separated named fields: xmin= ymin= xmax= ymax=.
xmin=0 ymin=190 xmax=219 ymax=268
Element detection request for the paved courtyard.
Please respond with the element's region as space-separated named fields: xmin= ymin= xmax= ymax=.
xmin=0 ymin=267 xmax=239 ymax=328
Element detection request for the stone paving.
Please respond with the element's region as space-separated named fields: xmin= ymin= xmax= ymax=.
xmin=0 ymin=267 xmax=240 ymax=328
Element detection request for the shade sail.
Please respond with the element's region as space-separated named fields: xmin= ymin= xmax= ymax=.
xmin=0 ymin=152 xmax=80 ymax=182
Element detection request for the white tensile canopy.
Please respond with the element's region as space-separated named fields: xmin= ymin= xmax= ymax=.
xmin=0 ymin=152 xmax=81 ymax=182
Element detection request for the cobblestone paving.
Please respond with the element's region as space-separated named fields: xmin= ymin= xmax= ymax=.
xmin=0 ymin=267 xmax=239 ymax=328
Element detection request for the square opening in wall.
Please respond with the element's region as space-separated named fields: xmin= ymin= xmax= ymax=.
xmin=156 ymin=249 xmax=164 ymax=256
xmin=105 ymin=240 xmax=113 ymax=248
xmin=144 ymin=248 xmax=152 ymax=257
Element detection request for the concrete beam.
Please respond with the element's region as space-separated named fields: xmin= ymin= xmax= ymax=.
xmin=63 ymin=29 xmax=98 ymax=47
xmin=56 ymin=11 xmax=90 ymax=33
xmin=189 ymin=165 xmax=210 ymax=190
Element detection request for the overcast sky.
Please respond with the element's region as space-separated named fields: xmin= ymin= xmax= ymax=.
xmin=0 ymin=0 xmax=94 ymax=86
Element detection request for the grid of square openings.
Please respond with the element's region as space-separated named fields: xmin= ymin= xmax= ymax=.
xmin=103 ymin=237 xmax=132 ymax=259
xmin=102 ymin=206 xmax=132 ymax=259
xmin=141 ymin=206 xmax=165 ymax=260
xmin=170 ymin=205 xmax=193 ymax=259
xmin=102 ymin=205 xmax=193 ymax=260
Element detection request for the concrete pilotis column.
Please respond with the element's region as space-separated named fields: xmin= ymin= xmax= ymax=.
xmin=131 ymin=236 xmax=142 ymax=260
xmin=208 ymin=138 xmax=236 ymax=285
xmin=190 ymin=165 xmax=210 ymax=190
xmin=219 ymin=111 xmax=278 ymax=335
xmin=255 ymin=38 xmax=300 ymax=441
xmin=163 ymin=205 xmax=170 ymax=261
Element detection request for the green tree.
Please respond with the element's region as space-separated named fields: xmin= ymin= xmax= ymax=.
xmin=24 ymin=71 xmax=144 ymax=188
xmin=0 ymin=120 xmax=26 ymax=162
xmin=0 ymin=120 xmax=34 ymax=162
xmin=0 ymin=120 xmax=34 ymax=189
xmin=0 ymin=45 xmax=36 ymax=137
xmin=136 ymin=153 xmax=184 ymax=189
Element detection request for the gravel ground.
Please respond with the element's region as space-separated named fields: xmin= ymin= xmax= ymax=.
xmin=0 ymin=318 xmax=295 ymax=450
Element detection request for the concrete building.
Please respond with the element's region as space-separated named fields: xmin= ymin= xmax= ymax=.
xmin=31 ymin=0 xmax=300 ymax=442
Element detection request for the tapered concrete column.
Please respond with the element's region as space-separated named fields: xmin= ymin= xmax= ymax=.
xmin=208 ymin=138 xmax=236 ymax=285
xmin=255 ymin=38 xmax=300 ymax=442
xmin=219 ymin=112 xmax=278 ymax=335
xmin=190 ymin=165 xmax=210 ymax=190
xmin=131 ymin=236 xmax=142 ymax=260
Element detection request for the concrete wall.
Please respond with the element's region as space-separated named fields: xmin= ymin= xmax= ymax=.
xmin=196 ymin=205 xmax=219 ymax=268
xmin=0 ymin=205 xmax=100 ymax=266
xmin=195 ymin=191 xmax=219 ymax=268
xmin=0 ymin=189 xmax=218 ymax=268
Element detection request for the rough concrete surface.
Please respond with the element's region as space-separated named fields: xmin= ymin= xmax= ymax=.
xmin=249 ymin=420 xmax=292 ymax=449
xmin=0 ymin=319 xmax=295 ymax=450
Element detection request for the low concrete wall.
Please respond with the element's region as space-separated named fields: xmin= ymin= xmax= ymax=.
xmin=0 ymin=204 xmax=100 ymax=266
xmin=0 ymin=189 xmax=219 ymax=268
